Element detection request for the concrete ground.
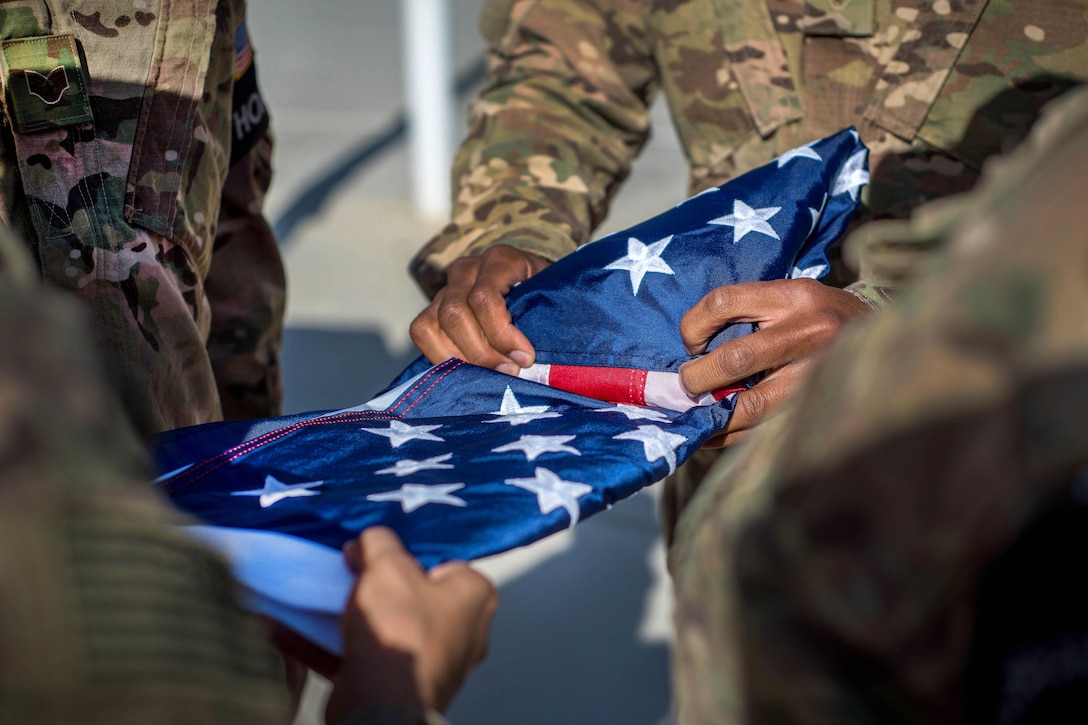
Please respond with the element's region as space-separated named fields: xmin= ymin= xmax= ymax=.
xmin=248 ymin=3 xmax=691 ymax=722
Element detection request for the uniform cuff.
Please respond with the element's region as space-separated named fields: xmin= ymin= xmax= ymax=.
xmin=843 ymin=279 xmax=897 ymax=311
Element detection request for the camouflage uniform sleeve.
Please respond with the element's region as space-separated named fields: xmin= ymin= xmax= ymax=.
xmin=408 ymin=0 xmax=661 ymax=297
xmin=206 ymin=126 xmax=286 ymax=421
xmin=839 ymin=247 xmax=928 ymax=309
xmin=840 ymin=212 xmax=947 ymax=310
xmin=0 ymin=1 xmax=286 ymax=435
xmin=841 ymin=163 xmax=964 ymax=311
xmin=205 ymin=13 xmax=285 ymax=422
xmin=669 ymin=87 xmax=1088 ymax=724
xmin=0 ymin=224 xmax=292 ymax=724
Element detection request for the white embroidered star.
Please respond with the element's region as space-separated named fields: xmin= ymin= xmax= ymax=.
xmin=709 ymin=200 xmax=781 ymax=243
xmin=375 ymin=452 xmax=455 ymax=477
xmin=776 ymin=144 xmax=822 ymax=168
xmin=492 ymin=434 xmax=580 ymax=461
xmin=360 ymin=420 xmax=444 ymax=448
xmin=231 ymin=474 xmax=324 ymax=509
xmin=505 ymin=467 xmax=593 ymax=528
xmin=614 ymin=425 xmax=688 ymax=474
xmin=593 ymin=403 xmax=672 ymax=423
xmin=831 ymin=149 xmax=869 ymax=201
xmin=790 ymin=263 xmax=827 ymax=279
xmin=367 ymin=482 xmax=467 ymax=513
xmin=484 ymin=386 xmax=561 ymax=426
xmin=604 ymin=235 xmax=675 ymax=295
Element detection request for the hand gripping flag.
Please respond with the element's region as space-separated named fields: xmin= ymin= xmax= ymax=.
xmin=153 ymin=128 xmax=869 ymax=653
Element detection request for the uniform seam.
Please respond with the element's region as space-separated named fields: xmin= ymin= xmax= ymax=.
xmin=126 ymin=0 xmax=167 ymax=220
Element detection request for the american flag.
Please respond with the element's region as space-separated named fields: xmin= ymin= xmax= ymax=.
xmin=154 ymin=128 xmax=868 ymax=651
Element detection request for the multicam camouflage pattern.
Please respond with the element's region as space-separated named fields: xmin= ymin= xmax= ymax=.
xmin=802 ymin=0 xmax=874 ymax=36
xmin=410 ymin=0 xmax=1088 ymax=303
xmin=670 ymin=86 xmax=1088 ymax=724
xmin=0 ymin=0 xmax=284 ymax=437
xmin=0 ymin=224 xmax=291 ymax=724
xmin=207 ymin=131 xmax=286 ymax=422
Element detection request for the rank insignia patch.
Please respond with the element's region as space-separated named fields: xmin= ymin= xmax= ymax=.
xmin=1 ymin=34 xmax=93 ymax=132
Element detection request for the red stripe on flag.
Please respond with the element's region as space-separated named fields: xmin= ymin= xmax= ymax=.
xmin=548 ymin=365 xmax=649 ymax=406
xmin=712 ymin=383 xmax=747 ymax=400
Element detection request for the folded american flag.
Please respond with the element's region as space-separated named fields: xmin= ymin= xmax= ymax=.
xmin=154 ymin=128 xmax=868 ymax=651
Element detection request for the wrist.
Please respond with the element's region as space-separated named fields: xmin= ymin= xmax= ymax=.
xmin=326 ymin=659 xmax=425 ymax=725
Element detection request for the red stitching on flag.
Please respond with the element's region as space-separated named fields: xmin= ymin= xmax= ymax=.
xmin=160 ymin=361 xmax=465 ymax=494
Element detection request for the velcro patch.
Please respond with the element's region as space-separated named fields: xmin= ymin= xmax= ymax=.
xmin=1 ymin=34 xmax=93 ymax=132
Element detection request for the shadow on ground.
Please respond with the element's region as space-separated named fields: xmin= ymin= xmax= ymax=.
xmin=282 ymin=326 xmax=421 ymax=414
xmin=450 ymin=492 xmax=673 ymax=725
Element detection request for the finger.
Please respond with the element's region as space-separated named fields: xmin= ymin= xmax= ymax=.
xmin=410 ymin=291 xmax=469 ymax=365
xmin=680 ymin=317 xmax=826 ymax=396
xmin=434 ymin=259 xmax=519 ymax=372
xmin=724 ymin=363 xmax=811 ymax=433
xmin=433 ymin=566 xmax=498 ymax=665
xmin=342 ymin=538 xmax=362 ymax=572
xmin=680 ymin=282 xmax=792 ymax=355
xmin=426 ymin=559 xmax=474 ymax=582
xmin=467 ymin=251 xmax=539 ymax=368
xmin=430 ymin=563 xmax=498 ymax=635
xmin=429 ymin=562 xmax=496 ymax=603
xmin=352 ymin=527 xmax=421 ymax=575
xmin=701 ymin=427 xmax=753 ymax=449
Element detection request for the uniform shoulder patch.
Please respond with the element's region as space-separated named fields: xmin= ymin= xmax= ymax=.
xmin=230 ymin=21 xmax=268 ymax=165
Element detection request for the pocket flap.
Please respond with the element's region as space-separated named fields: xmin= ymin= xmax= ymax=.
xmin=712 ymin=0 xmax=802 ymax=136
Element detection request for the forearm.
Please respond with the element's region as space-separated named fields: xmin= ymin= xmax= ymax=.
xmin=410 ymin=0 xmax=659 ymax=297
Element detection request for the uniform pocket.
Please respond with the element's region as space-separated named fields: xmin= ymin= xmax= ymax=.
xmin=122 ymin=0 xmax=223 ymax=268
xmin=0 ymin=0 xmax=220 ymax=262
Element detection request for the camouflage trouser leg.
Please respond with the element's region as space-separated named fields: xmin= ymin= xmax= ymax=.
xmin=37 ymin=220 xmax=226 ymax=438
xmin=205 ymin=131 xmax=286 ymax=423
xmin=669 ymin=89 xmax=1088 ymax=725
xmin=661 ymin=447 xmax=724 ymax=548
xmin=2 ymin=166 xmax=284 ymax=441
xmin=36 ymin=130 xmax=289 ymax=437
